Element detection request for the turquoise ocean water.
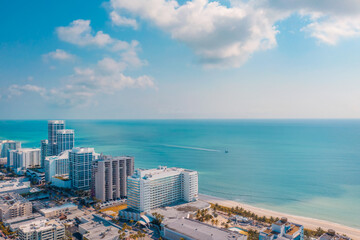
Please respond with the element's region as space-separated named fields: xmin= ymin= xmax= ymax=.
xmin=0 ymin=120 xmax=359 ymax=228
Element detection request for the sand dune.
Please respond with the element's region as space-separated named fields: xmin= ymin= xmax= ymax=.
xmin=199 ymin=194 xmax=360 ymax=239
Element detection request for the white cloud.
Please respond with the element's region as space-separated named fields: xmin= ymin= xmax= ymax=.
xmin=43 ymin=49 xmax=75 ymax=61
xmin=109 ymin=0 xmax=282 ymax=68
xmin=57 ymin=20 xmax=113 ymax=47
xmin=7 ymin=57 xmax=155 ymax=107
xmin=110 ymin=11 xmax=138 ymax=29
xmin=301 ymin=16 xmax=360 ymax=45
xmin=109 ymin=0 xmax=360 ymax=67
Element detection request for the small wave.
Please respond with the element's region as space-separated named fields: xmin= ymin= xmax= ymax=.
xmin=162 ymin=144 xmax=221 ymax=152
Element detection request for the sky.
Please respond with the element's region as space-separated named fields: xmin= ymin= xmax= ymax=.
xmin=1 ymin=0 xmax=360 ymax=119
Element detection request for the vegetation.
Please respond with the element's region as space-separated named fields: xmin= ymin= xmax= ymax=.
xmin=211 ymin=203 xmax=278 ymax=224
xmin=0 ymin=221 xmax=15 ymax=236
xmin=247 ymin=230 xmax=259 ymax=240
xmin=195 ymin=209 xmax=214 ymax=222
xmin=151 ymin=212 xmax=164 ymax=226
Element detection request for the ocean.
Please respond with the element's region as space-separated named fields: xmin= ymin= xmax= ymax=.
xmin=0 ymin=119 xmax=359 ymax=228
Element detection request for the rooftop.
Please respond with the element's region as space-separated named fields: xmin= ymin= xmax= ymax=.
xmin=40 ymin=203 xmax=77 ymax=214
xmin=80 ymin=217 xmax=120 ymax=240
xmin=46 ymin=150 xmax=69 ymax=161
xmin=18 ymin=219 xmax=64 ymax=233
xmin=9 ymin=148 xmax=40 ymax=153
xmin=130 ymin=166 xmax=197 ymax=181
xmin=148 ymin=200 xmax=210 ymax=224
xmin=0 ymin=192 xmax=29 ymax=206
xmin=56 ymin=129 xmax=74 ymax=134
xmin=48 ymin=120 xmax=65 ymax=124
xmin=71 ymin=147 xmax=95 ymax=154
xmin=165 ymin=218 xmax=246 ymax=240
xmin=0 ymin=179 xmax=31 ymax=192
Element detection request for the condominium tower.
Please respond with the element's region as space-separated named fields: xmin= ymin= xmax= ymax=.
xmin=0 ymin=140 xmax=21 ymax=158
xmin=69 ymin=147 xmax=95 ymax=190
xmin=56 ymin=129 xmax=74 ymax=155
xmin=92 ymin=155 xmax=134 ymax=202
xmin=40 ymin=139 xmax=48 ymax=168
xmin=47 ymin=120 xmax=65 ymax=156
xmin=127 ymin=166 xmax=198 ymax=212
xmin=44 ymin=150 xmax=70 ymax=183
xmin=8 ymin=148 xmax=41 ymax=175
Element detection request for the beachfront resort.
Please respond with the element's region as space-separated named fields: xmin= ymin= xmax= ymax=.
xmin=0 ymin=120 xmax=357 ymax=240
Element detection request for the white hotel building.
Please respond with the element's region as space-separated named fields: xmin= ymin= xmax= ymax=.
xmin=127 ymin=166 xmax=198 ymax=212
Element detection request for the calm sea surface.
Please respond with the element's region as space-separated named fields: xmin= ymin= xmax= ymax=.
xmin=0 ymin=120 xmax=359 ymax=228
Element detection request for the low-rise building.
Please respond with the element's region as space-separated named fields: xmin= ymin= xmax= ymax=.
xmin=0 ymin=179 xmax=31 ymax=194
xmin=127 ymin=166 xmax=198 ymax=212
xmin=17 ymin=219 xmax=65 ymax=240
xmin=51 ymin=175 xmax=71 ymax=188
xmin=39 ymin=203 xmax=77 ymax=218
xmin=0 ymin=192 xmax=32 ymax=221
xmin=318 ymin=229 xmax=351 ymax=240
xmin=259 ymin=217 xmax=304 ymax=240
xmin=162 ymin=218 xmax=247 ymax=240
xmin=26 ymin=168 xmax=45 ymax=185
xmin=78 ymin=218 xmax=120 ymax=240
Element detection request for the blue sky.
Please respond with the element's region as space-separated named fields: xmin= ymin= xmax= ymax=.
xmin=1 ymin=0 xmax=360 ymax=119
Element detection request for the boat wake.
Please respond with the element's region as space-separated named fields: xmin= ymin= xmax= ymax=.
xmin=162 ymin=144 xmax=221 ymax=152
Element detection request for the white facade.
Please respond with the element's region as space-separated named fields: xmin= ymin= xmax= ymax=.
xmin=0 ymin=140 xmax=21 ymax=158
xmin=44 ymin=151 xmax=69 ymax=183
xmin=127 ymin=166 xmax=198 ymax=212
xmin=0 ymin=192 xmax=32 ymax=221
xmin=92 ymin=155 xmax=134 ymax=202
xmin=8 ymin=148 xmax=41 ymax=175
xmin=17 ymin=219 xmax=65 ymax=240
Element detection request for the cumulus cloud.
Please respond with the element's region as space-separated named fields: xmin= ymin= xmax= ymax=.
xmin=109 ymin=0 xmax=360 ymax=67
xmin=6 ymin=20 xmax=154 ymax=107
xmin=43 ymin=49 xmax=75 ymax=61
xmin=7 ymin=63 xmax=154 ymax=107
xmin=57 ymin=20 xmax=113 ymax=47
xmin=110 ymin=11 xmax=138 ymax=29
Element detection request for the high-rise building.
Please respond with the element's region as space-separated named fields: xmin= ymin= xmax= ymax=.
xmin=40 ymin=139 xmax=48 ymax=168
xmin=127 ymin=166 xmax=198 ymax=212
xmin=69 ymin=147 xmax=95 ymax=190
xmin=55 ymin=129 xmax=74 ymax=155
xmin=47 ymin=120 xmax=65 ymax=156
xmin=17 ymin=219 xmax=65 ymax=240
xmin=92 ymin=155 xmax=134 ymax=202
xmin=44 ymin=150 xmax=70 ymax=183
xmin=0 ymin=140 xmax=21 ymax=159
xmin=8 ymin=148 xmax=41 ymax=175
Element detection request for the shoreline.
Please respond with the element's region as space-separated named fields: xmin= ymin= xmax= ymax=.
xmin=199 ymin=194 xmax=360 ymax=239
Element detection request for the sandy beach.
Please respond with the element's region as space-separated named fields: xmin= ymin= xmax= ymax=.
xmin=199 ymin=194 xmax=360 ymax=239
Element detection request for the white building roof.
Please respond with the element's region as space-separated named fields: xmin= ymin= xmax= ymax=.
xmin=56 ymin=129 xmax=74 ymax=134
xmin=71 ymin=147 xmax=95 ymax=154
xmin=131 ymin=166 xmax=197 ymax=181
xmin=48 ymin=120 xmax=65 ymax=124
xmin=18 ymin=219 xmax=64 ymax=233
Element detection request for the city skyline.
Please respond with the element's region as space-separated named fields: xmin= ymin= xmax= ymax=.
xmin=1 ymin=0 xmax=360 ymax=119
